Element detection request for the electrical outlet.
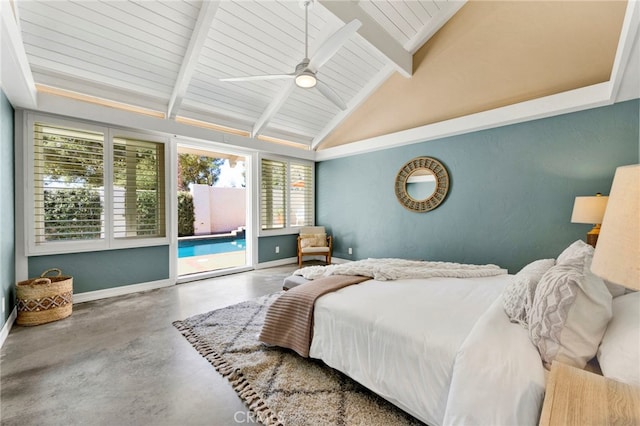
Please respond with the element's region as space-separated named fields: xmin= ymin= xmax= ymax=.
xmin=348 ymin=247 xmax=353 ymax=255
xmin=275 ymin=246 xmax=280 ymax=254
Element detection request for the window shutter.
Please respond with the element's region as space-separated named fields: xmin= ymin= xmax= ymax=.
xmin=34 ymin=122 xmax=105 ymax=243
xmin=113 ymin=137 xmax=166 ymax=238
xmin=289 ymin=161 xmax=313 ymax=227
xmin=261 ymin=158 xmax=287 ymax=230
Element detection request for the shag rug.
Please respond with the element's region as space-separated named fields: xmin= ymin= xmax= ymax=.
xmin=173 ymin=292 xmax=423 ymax=426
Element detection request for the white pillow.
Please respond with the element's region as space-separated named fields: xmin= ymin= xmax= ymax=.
xmin=556 ymin=240 xmax=592 ymax=265
xmin=529 ymin=248 xmax=612 ymax=369
xmin=597 ymin=291 xmax=640 ymax=387
xmin=558 ymin=240 xmax=626 ymax=298
xmin=503 ymin=259 xmax=555 ymax=326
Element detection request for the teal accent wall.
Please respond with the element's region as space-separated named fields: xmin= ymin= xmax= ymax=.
xmin=258 ymin=235 xmax=298 ymax=263
xmin=28 ymin=246 xmax=170 ymax=294
xmin=1 ymin=91 xmax=15 ymax=326
xmin=317 ymin=100 xmax=639 ymax=273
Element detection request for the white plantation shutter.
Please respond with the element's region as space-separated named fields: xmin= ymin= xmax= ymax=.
xmin=261 ymin=159 xmax=287 ymax=230
xmin=33 ymin=122 xmax=105 ymax=244
xmin=260 ymin=157 xmax=314 ymax=231
xmin=28 ymin=116 xmax=169 ymax=254
xmin=113 ymin=137 xmax=166 ymax=238
xmin=289 ymin=162 xmax=313 ymax=226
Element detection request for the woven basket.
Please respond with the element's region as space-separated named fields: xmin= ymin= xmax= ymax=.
xmin=16 ymin=268 xmax=73 ymax=326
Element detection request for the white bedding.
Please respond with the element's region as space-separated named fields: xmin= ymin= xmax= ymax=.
xmin=309 ymin=275 xmax=545 ymax=426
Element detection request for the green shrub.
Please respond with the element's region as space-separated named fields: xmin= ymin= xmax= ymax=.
xmin=44 ymin=188 xmax=102 ymax=240
xmin=178 ymin=191 xmax=194 ymax=236
xmin=136 ymin=190 xmax=161 ymax=236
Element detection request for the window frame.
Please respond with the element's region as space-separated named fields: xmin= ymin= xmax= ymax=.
xmin=25 ymin=113 xmax=171 ymax=256
xmin=258 ymin=153 xmax=315 ymax=237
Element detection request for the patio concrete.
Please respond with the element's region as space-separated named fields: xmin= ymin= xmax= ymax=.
xmin=178 ymin=251 xmax=246 ymax=276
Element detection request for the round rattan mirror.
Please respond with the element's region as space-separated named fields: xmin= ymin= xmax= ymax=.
xmin=395 ymin=157 xmax=449 ymax=212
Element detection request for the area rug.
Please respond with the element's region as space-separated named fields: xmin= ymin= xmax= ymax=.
xmin=173 ymin=292 xmax=423 ymax=426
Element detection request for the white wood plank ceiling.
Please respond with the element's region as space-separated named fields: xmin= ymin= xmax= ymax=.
xmin=15 ymin=0 xmax=463 ymax=149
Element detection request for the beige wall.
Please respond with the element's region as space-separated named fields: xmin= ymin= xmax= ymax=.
xmin=210 ymin=187 xmax=246 ymax=234
xmin=192 ymin=184 xmax=246 ymax=235
xmin=319 ymin=0 xmax=627 ymax=149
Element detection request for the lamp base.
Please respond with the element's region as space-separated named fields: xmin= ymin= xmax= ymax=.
xmin=586 ymin=224 xmax=601 ymax=248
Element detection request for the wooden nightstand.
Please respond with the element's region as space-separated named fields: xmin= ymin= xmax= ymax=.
xmin=539 ymin=361 xmax=640 ymax=425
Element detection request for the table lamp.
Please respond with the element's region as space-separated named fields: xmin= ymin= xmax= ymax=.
xmin=591 ymin=164 xmax=639 ymax=290
xmin=571 ymin=193 xmax=609 ymax=247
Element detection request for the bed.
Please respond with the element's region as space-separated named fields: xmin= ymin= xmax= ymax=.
xmin=260 ymin=242 xmax=637 ymax=426
xmin=310 ymin=276 xmax=545 ymax=426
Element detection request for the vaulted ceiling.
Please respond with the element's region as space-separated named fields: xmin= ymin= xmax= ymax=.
xmin=10 ymin=0 xmax=462 ymax=146
xmin=2 ymin=0 xmax=639 ymax=154
xmin=319 ymin=0 xmax=635 ymax=149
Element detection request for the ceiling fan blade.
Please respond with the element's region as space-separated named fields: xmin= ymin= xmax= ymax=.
xmin=308 ymin=19 xmax=362 ymax=71
xmin=316 ymin=79 xmax=347 ymax=110
xmin=220 ymin=74 xmax=294 ymax=82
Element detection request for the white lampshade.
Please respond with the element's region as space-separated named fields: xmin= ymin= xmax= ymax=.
xmin=591 ymin=164 xmax=640 ymax=290
xmin=571 ymin=195 xmax=608 ymax=224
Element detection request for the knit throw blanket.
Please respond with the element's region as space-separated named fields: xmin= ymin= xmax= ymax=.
xmin=259 ymin=275 xmax=369 ymax=357
xmin=294 ymin=258 xmax=508 ymax=281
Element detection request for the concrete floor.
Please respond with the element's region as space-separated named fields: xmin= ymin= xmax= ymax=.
xmin=1 ymin=264 xmax=299 ymax=426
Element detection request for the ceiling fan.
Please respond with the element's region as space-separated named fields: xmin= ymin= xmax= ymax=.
xmin=219 ymin=0 xmax=361 ymax=110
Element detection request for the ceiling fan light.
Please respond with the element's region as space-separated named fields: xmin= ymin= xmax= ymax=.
xmin=295 ymin=72 xmax=317 ymax=88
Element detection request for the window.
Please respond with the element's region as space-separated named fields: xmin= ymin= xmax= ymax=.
xmin=33 ymin=122 xmax=105 ymax=244
xmin=113 ymin=137 xmax=165 ymax=238
xmin=28 ymin=115 xmax=168 ymax=254
xmin=260 ymin=157 xmax=313 ymax=231
xmin=289 ymin=161 xmax=313 ymax=226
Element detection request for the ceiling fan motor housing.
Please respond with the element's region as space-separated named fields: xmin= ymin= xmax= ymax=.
xmin=294 ymin=59 xmax=317 ymax=88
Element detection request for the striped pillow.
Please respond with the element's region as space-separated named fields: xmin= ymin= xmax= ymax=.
xmin=528 ymin=246 xmax=612 ymax=368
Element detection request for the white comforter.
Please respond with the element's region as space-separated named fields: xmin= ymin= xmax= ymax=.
xmin=309 ymin=275 xmax=546 ymax=426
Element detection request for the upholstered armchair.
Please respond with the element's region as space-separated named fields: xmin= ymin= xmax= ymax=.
xmin=297 ymin=226 xmax=332 ymax=267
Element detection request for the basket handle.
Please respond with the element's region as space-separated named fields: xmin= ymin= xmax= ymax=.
xmin=31 ymin=278 xmax=52 ymax=286
xmin=40 ymin=268 xmax=62 ymax=278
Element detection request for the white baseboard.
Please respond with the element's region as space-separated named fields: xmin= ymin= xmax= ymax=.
xmin=1 ymin=307 xmax=17 ymax=348
xmin=256 ymin=256 xmax=352 ymax=269
xmin=330 ymin=257 xmax=352 ymax=264
xmin=73 ymin=279 xmax=174 ymax=304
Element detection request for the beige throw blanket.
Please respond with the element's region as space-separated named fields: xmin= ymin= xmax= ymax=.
xmin=259 ymin=275 xmax=369 ymax=357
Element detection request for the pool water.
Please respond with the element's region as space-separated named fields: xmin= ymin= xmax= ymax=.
xmin=178 ymin=238 xmax=246 ymax=258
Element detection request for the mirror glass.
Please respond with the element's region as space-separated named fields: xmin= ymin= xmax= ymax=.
xmin=406 ymin=169 xmax=436 ymax=200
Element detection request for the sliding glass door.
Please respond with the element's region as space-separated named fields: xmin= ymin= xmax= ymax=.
xmin=176 ymin=143 xmax=250 ymax=279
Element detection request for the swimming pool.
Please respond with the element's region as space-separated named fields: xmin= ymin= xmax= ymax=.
xmin=178 ymin=238 xmax=246 ymax=258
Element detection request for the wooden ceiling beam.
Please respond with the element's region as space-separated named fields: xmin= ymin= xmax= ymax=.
xmin=312 ymin=63 xmax=395 ymax=150
xmin=251 ymin=81 xmax=296 ymax=138
xmin=318 ymin=0 xmax=412 ymax=78
xmin=404 ymin=1 xmax=466 ymax=53
xmin=166 ymin=1 xmax=220 ymax=119
xmin=609 ymin=0 xmax=640 ymax=101
xmin=1 ymin=1 xmax=37 ymax=108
